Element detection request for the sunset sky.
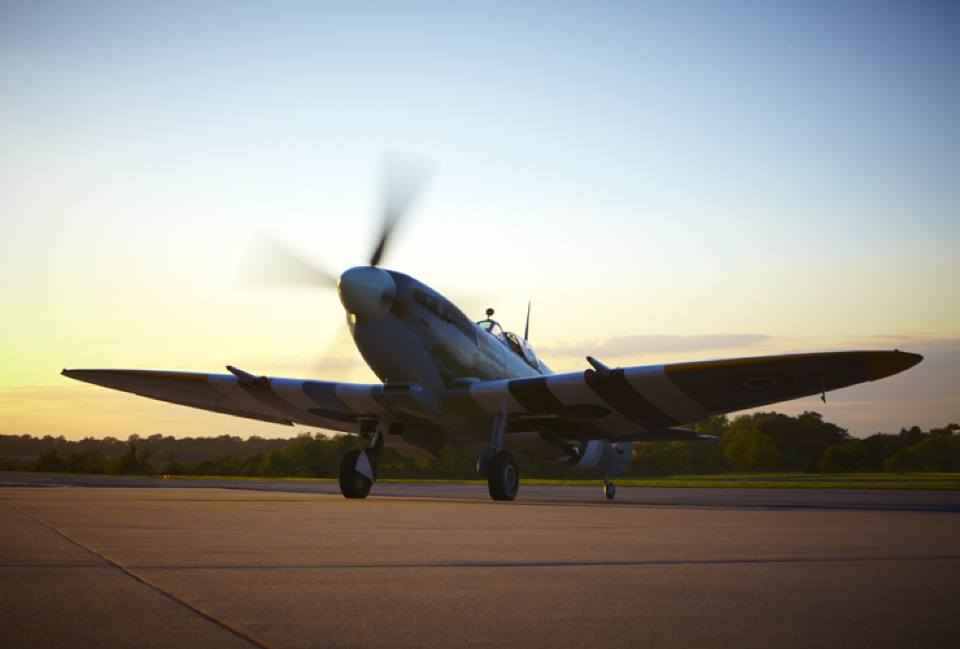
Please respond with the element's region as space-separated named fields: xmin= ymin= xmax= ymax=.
xmin=2 ymin=1 xmax=958 ymax=441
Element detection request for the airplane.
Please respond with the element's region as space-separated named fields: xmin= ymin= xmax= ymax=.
xmin=62 ymin=157 xmax=923 ymax=501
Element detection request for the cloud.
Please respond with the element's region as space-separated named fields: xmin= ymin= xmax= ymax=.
xmin=539 ymin=333 xmax=772 ymax=358
xmin=738 ymin=397 xmax=960 ymax=437
xmin=822 ymin=334 xmax=960 ymax=351
xmin=166 ymin=352 xmax=375 ymax=382
xmin=0 ymin=383 xmax=309 ymax=441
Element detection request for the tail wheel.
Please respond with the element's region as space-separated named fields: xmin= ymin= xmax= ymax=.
xmin=487 ymin=451 xmax=519 ymax=501
xmin=339 ymin=450 xmax=373 ymax=499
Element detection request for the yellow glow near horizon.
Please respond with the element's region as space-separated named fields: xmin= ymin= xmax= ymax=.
xmin=2 ymin=2 xmax=958 ymax=442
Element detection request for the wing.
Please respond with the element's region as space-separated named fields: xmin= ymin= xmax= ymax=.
xmin=464 ymin=350 xmax=922 ymax=441
xmin=61 ymin=368 xmax=388 ymax=433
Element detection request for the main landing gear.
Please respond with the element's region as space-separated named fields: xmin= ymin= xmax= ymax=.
xmin=487 ymin=451 xmax=519 ymax=501
xmin=478 ymin=414 xmax=519 ymax=501
xmin=339 ymin=424 xmax=384 ymax=499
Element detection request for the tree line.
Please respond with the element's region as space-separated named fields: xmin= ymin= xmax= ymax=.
xmin=634 ymin=413 xmax=959 ymax=476
xmin=0 ymin=433 xmax=290 ymax=465
xmin=2 ymin=413 xmax=958 ymax=478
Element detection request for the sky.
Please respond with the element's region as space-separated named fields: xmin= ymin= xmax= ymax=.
xmin=2 ymin=0 xmax=958 ymax=441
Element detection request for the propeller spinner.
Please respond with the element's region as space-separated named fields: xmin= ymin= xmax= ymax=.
xmin=337 ymin=266 xmax=396 ymax=322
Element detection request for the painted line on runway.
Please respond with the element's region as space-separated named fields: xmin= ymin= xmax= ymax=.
xmin=5 ymin=478 xmax=960 ymax=513
xmin=123 ymin=555 xmax=960 ymax=571
xmin=359 ymin=495 xmax=960 ymax=513
xmin=0 ymin=498 xmax=275 ymax=649
xmin=2 ymin=482 xmax=84 ymax=488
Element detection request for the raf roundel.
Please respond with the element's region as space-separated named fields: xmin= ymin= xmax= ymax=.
xmin=722 ymin=372 xmax=796 ymax=394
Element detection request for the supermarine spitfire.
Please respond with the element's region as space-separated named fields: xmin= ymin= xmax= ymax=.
xmin=63 ymin=158 xmax=923 ymax=501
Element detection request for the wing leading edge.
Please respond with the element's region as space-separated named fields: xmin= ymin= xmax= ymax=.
xmin=61 ymin=369 xmax=386 ymax=432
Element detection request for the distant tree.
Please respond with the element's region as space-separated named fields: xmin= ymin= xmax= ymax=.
xmin=242 ymin=454 xmax=262 ymax=477
xmin=817 ymin=444 xmax=854 ymax=473
xmin=694 ymin=415 xmax=730 ymax=438
xmin=258 ymin=433 xmax=365 ymax=478
xmin=119 ymin=444 xmax=139 ymax=474
xmin=12 ymin=415 xmax=960 ymax=480
xmin=753 ymin=411 xmax=850 ymax=464
xmin=815 ymin=434 xmax=915 ymax=473
xmin=137 ymin=448 xmax=154 ymax=475
xmin=195 ymin=460 xmax=217 ymax=475
xmin=62 ymin=450 xmax=106 ymax=474
xmin=776 ymin=448 xmax=804 ymax=472
xmin=163 ymin=453 xmax=183 ymax=475
xmin=259 ymin=448 xmax=293 ymax=477
xmin=930 ymin=424 xmax=959 ymax=437
xmin=721 ymin=428 xmax=780 ymax=472
xmin=34 ymin=449 xmax=63 ymax=473
xmin=885 ymin=435 xmax=960 ymax=473
xmin=899 ymin=426 xmax=924 ymax=444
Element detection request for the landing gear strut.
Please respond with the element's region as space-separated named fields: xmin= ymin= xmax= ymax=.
xmin=602 ymin=473 xmax=616 ymax=500
xmin=481 ymin=414 xmax=519 ymax=501
xmin=339 ymin=424 xmax=385 ymax=499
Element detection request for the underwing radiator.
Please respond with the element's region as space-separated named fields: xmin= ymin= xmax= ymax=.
xmin=542 ymin=440 xmax=633 ymax=476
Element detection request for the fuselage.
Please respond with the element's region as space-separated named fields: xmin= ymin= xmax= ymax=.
xmin=345 ymin=269 xmax=548 ymax=391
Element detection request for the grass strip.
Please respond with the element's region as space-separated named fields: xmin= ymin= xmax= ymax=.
xmin=146 ymin=473 xmax=960 ymax=490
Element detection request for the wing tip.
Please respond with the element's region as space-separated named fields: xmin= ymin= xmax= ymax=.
xmin=868 ymin=350 xmax=923 ymax=381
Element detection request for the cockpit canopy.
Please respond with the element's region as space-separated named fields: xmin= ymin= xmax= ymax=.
xmin=477 ymin=319 xmax=504 ymax=339
xmin=477 ymin=318 xmax=541 ymax=371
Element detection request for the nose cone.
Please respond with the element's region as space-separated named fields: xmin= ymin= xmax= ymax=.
xmin=338 ymin=266 xmax=397 ymax=322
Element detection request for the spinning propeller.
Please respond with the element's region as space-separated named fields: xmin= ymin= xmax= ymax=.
xmin=239 ymin=153 xmax=514 ymax=380
xmin=239 ymin=152 xmax=435 ymax=314
xmin=238 ymin=153 xmax=435 ymax=376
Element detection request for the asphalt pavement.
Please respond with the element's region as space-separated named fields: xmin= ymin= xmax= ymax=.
xmin=2 ymin=476 xmax=959 ymax=648
xmin=5 ymin=471 xmax=960 ymax=511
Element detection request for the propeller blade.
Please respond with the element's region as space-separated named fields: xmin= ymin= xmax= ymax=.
xmin=369 ymin=151 xmax=436 ymax=267
xmin=238 ymin=235 xmax=338 ymax=288
xmin=310 ymin=324 xmax=366 ymax=381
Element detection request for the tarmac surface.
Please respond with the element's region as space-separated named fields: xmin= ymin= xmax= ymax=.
xmin=3 ymin=475 xmax=959 ymax=648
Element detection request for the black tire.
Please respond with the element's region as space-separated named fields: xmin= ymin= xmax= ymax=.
xmin=487 ymin=451 xmax=519 ymax=501
xmin=605 ymin=483 xmax=616 ymax=500
xmin=339 ymin=450 xmax=373 ymax=499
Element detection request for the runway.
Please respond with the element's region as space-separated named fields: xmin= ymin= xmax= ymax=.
xmin=2 ymin=478 xmax=959 ymax=648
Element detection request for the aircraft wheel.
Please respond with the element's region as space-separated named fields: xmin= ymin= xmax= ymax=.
xmin=487 ymin=451 xmax=519 ymax=501
xmin=339 ymin=450 xmax=373 ymax=499
xmin=605 ymin=483 xmax=616 ymax=500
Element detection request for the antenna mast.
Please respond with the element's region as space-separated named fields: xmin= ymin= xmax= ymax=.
xmin=524 ymin=301 xmax=531 ymax=341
